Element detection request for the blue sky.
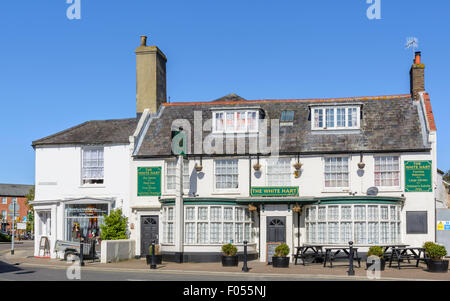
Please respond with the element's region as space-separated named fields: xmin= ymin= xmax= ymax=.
xmin=0 ymin=0 xmax=449 ymax=184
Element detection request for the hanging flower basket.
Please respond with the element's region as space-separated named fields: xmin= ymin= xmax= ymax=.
xmin=294 ymin=170 xmax=300 ymax=178
xmin=253 ymin=163 xmax=261 ymax=171
xmin=358 ymin=162 xmax=365 ymax=169
xmin=195 ymin=164 xmax=203 ymax=172
xmin=248 ymin=204 xmax=258 ymax=211
xmin=292 ymin=204 xmax=301 ymax=213
xmin=293 ymin=162 xmax=303 ymax=170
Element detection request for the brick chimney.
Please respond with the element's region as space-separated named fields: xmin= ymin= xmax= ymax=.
xmin=410 ymin=51 xmax=425 ymax=101
xmin=135 ymin=36 xmax=167 ymax=116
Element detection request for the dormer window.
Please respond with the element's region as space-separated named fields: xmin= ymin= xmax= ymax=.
xmin=213 ymin=110 xmax=259 ymax=133
xmin=311 ymin=106 xmax=360 ymax=130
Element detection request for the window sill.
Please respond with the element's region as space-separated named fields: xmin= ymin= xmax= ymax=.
xmin=375 ymin=188 xmax=402 ymax=192
xmin=79 ymin=185 xmax=106 ymax=188
xmin=321 ymin=189 xmax=351 ymax=193
xmin=211 ymin=191 xmax=241 ymax=195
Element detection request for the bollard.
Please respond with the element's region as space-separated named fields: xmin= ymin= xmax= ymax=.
xmin=150 ymin=240 xmax=157 ymax=269
xmin=347 ymin=241 xmax=354 ymax=276
xmin=79 ymin=241 xmax=85 ymax=267
xmin=242 ymin=241 xmax=249 ymax=272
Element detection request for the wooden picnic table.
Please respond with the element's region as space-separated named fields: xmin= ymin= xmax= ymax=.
xmin=323 ymin=247 xmax=361 ymax=268
xmin=388 ymin=247 xmax=427 ymax=269
xmin=294 ymin=245 xmax=325 ymax=265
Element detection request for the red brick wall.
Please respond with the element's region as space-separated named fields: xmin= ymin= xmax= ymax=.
xmin=0 ymin=196 xmax=31 ymax=232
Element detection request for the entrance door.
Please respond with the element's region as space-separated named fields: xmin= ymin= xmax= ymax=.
xmin=267 ymin=216 xmax=286 ymax=243
xmin=141 ymin=215 xmax=159 ymax=256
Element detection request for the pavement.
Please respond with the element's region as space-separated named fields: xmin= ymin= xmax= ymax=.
xmin=1 ymin=243 xmax=449 ymax=281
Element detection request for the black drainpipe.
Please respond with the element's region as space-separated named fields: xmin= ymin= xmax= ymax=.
xmin=297 ymin=210 xmax=300 ymax=247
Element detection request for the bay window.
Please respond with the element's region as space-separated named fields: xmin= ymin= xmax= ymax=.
xmin=305 ymin=204 xmax=401 ymax=245
xmin=180 ymin=205 xmax=253 ymax=245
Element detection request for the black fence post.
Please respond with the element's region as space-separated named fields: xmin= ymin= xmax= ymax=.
xmin=151 ymin=240 xmax=157 ymax=269
xmin=79 ymin=240 xmax=85 ymax=267
xmin=242 ymin=241 xmax=249 ymax=272
xmin=347 ymin=241 xmax=354 ymax=276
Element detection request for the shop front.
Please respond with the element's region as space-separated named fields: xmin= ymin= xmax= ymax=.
xmin=33 ymin=198 xmax=114 ymax=259
xmin=64 ymin=203 xmax=109 ymax=242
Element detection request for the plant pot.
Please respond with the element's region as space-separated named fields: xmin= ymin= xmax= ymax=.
xmin=253 ymin=163 xmax=261 ymax=171
xmin=427 ymin=260 xmax=449 ymax=273
xmin=146 ymin=254 xmax=162 ymax=265
xmin=222 ymin=255 xmax=238 ymax=267
xmin=366 ymin=257 xmax=385 ymax=271
xmin=272 ymin=256 xmax=290 ymax=268
xmin=195 ymin=165 xmax=203 ymax=172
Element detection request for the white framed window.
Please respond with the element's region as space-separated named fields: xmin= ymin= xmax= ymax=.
xmin=311 ymin=106 xmax=360 ymax=130
xmin=182 ymin=205 xmax=252 ymax=245
xmin=266 ymin=157 xmax=291 ymax=186
xmin=81 ymin=147 xmax=104 ymax=184
xmin=1 ymin=210 xmax=6 ymax=220
xmin=1 ymin=197 xmax=7 ymax=204
xmin=215 ymin=159 xmax=239 ymax=189
xmin=166 ymin=159 xmax=190 ymax=191
xmin=374 ymin=156 xmax=400 ymax=188
xmin=212 ymin=110 xmax=259 ymax=133
xmin=305 ymin=204 xmax=401 ymax=245
xmin=324 ymin=157 xmax=349 ymax=188
xmin=162 ymin=207 xmax=175 ymax=244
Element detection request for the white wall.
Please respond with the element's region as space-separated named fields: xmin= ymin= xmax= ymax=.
xmin=33 ymin=144 xmax=131 ymax=258
xmin=131 ymin=151 xmax=436 ymax=260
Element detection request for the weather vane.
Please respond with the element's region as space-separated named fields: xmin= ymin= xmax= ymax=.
xmin=405 ymin=37 xmax=419 ymax=54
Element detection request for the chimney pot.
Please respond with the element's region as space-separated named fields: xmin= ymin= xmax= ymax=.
xmin=140 ymin=35 xmax=147 ymax=47
xmin=414 ymin=51 xmax=421 ymax=64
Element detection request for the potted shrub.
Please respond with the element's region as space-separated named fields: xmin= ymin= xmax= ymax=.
xmin=272 ymin=243 xmax=290 ymax=268
xmin=366 ymin=246 xmax=385 ymax=271
xmin=423 ymin=242 xmax=448 ymax=273
xmin=253 ymin=162 xmax=261 ymax=171
xmin=221 ymin=243 xmax=238 ymax=266
xmin=146 ymin=244 xmax=162 ymax=265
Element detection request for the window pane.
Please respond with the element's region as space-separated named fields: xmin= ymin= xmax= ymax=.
xmin=197 ymin=223 xmax=208 ymax=243
xmin=326 ymin=108 xmax=335 ymax=128
xmin=314 ymin=109 xmax=323 ymax=128
xmin=223 ymin=223 xmax=233 ymax=243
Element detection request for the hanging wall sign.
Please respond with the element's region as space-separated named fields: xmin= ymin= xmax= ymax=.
xmin=251 ymin=186 xmax=299 ymax=197
xmin=137 ymin=167 xmax=162 ymax=196
xmin=404 ymin=161 xmax=432 ymax=192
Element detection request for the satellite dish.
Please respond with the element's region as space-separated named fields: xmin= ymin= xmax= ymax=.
xmin=367 ymin=187 xmax=379 ymax=196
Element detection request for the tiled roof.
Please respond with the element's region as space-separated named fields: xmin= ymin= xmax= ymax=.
xmin=136 ymin=94 xmax=429 ymax=157
xmin=0 ymin=184 xmax=34 ymax=197
xmin=32 ymin=118 xmax=137 ymax=147
xmin=422 ymin=93 xmax=437 ymax=131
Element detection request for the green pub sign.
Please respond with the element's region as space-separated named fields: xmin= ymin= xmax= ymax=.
xmin=404 ymin=161 xmax=432 ymax=192
xmin=251 ymin=186 xmax=299 ymax=197
xmin=137 ymin=167 xmax=162 ymax=196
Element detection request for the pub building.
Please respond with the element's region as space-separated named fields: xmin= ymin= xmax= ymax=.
xmin=32 ymin=36 xmax=438 ymax=262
